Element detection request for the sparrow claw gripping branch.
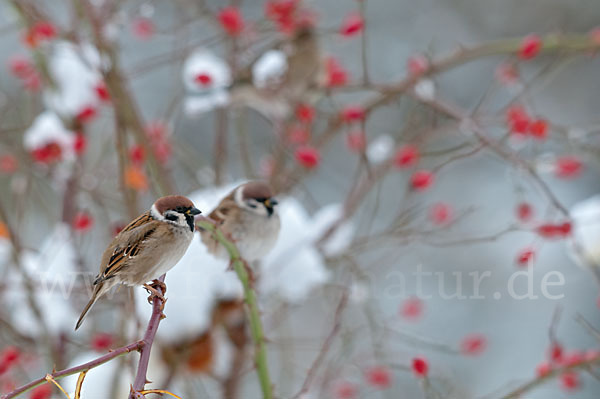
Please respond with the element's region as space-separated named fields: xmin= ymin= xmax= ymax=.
xmin=75 ymin=196 xmax=201 ymax=330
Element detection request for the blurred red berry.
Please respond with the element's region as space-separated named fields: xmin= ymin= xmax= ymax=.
xmin=560 ymin=371 xmax=581 ymax=391
xmin=73 ymin=132 xmax=87 ymax=156
xmin=194 ymin=73 xmax=213 ymax=87
xmin=132 ymin=17 xmax=155 ymax=40
xmin=146 ymin=121 xmax=168 ymax=140
xmin=341 ymin=106 xmax=365 ymax=122
xmin=23 ymin=72 xmax=41 ymax=92
xmin=536 ymin=222 xmax=571 ymax=239
xmin=410 ymin=170 xmax=434 ymax=191
xmin=295 ymin=146 xmax=320 ymax=168
xmin=429 ymin=202 xmax=452 ymax=225
xmin=529 ymin=119 xmax=548 ymax=139
xmin=73 ymin=211 xmax=93 ymax=232
xmin=1 ymin=347 xmax=20 ymax=366
xmin=346 ymin=131 xmax=366 ymax=152
xmin=393 ymin=145 xmax=419 ymax=168
xmin=91 ymin=333 xmax=114 ymax=352
xmin=555 ymin=156 xmax=583 ymax=179
xmin=76 ymin=105 xmax=97 ymax=124
xmin=506 ymin=105 xmax=530 ymax=135
xmin=411 ymin=357 xmax=429 ymax=377
xmin=407 ymin=54 xmax=429 ymax=76
xmin=324 ymin=57 xmax=348 ymax=88
xmin=0 ymin=155 xmax=18 ymax=174
xmin=495 ymin=62 xmax=519 ymax=85
xmin=516 ymin=202 xmax=533 ymax=222
xmin=32 ymin=142 xmax=62 ymax=164
xmin=460 ymin=334 xmax=487 ymax=356
xmin=0 ymin=362 xmax=7 ymax=376
xmin=561 ymin=350 xmax=584 ymax=367
xmin=24 ymin=21 xmax=57 ymax=48
xmin=295 ymin=103 xmax=315 ymax=124
xmin=365 ymin=366 xmax=392 ymax=389
xmin=333 ymin=380 xmax=357 ymax=399
xmin=400 ymin=297 xmax=423 ymax=320
xmin=218 ymin=7 xmax=244 ymax=36
xmin=8 ymin=55 xmax=35 ymax=79
xmin=516 ymin=248 xmax=535 ymax=267
xmin=95 ymin=82 xmax=110 ymax=102
xmin=288 ymin=126 xmax=310 ymax=145
xmin=340 ymin=12 xmax=363 ymax=37
xmin=549 ymin=342 xmax=564 ymax=362
xmin=29 ymin=383 xmax=52 ymax=399
xmin=535 ymin=361 xmax=551 ymax=377
xmin=129 ymin=145 xmax=146 ymax=164
xmin=152 ymin=140 xmax=172 ymax=164
xmin=519 ymin=34 xmax=542 ymax=60
xmin=590 ymin=27 xmax=600 ymax=44
xmin=584 ymin=349 xmax=600 ymax=361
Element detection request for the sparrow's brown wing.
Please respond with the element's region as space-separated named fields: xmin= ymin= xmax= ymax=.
xmin=208 ymin=198 xmax=237 ymax=226
xmin=94 ymin=212 xmax=159 ymax=284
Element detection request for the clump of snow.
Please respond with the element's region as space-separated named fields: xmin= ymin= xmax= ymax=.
xmin=44 ymin=41 xmax=104 ymax=118
xmin=413 ymin=78 xmax=436 ymax=101
xmin=182 ymin=49 xmax=232 ymax=116
xmin=252 ymin=50 xmax=288 ymax=89
xmin=366 ymin=134 xmax=395 ymax=164
xmin=136 ymin=182 xmax=353 ymax=341
xmin=5 ymin=224 xmax=79 ymax=335
xmin=23 ymin=111 xmax=76 ymax=160
xmin=570 ymin=195 xmax=600 ymax=268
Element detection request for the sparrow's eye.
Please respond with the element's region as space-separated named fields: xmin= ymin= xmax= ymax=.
xmin=246 ymin=202 xmax=257 ymax=209
xmin=165 ymin=213 xmax=178 ymax=221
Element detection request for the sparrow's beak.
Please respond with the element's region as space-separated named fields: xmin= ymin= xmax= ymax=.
xmin=187 ymin=207 xmax=202 ymax=216
xmin=263 ymin=198 xmax=277 ymax=216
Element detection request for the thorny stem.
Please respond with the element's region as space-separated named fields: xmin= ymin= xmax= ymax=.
xmin=197 ymin=219 xmax=273 ymax=399
xmin=0 ymin=341 xmax=144 ymax=399
xmin=129 ymin=275 xmax=167 ymax=397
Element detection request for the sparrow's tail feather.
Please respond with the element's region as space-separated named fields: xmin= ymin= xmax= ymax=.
xmin=75 ymin=284 xmax=104 ymax=330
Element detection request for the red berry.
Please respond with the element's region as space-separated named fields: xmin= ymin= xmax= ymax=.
xmin=460 ymin=334 xmax=487 ymax=356
xmin=506 ymin=105 xmax=530 ymax=135
xmin=346 ymin=131 xmax=366 ymax=152
xmin=560 ymin=371 xmax=581 ymax=391
xmin=95 ymin=82 xmax=110 ymax=102
xmin=132 ymin=17 xmax=154 ymax=40
xmin=76 ymin=105 xmax=97 ymax=124
xmin=8 ymin=55 xmax=34 ymax=79
xmin=407 ymin=54 xmax=429 ymax=76
xmin=29 ymin=383 xmax=52 ymax=399
xmin=24 ymin=21 xmax=57 ymax=48
xmin=410 ymin=170 xmax=434 ymax=191
xmin=73 ymin=132 xmax=87 ymax=156
xmin=218 ymin=7 xmax=244 ymax=36
xmin=561 ymin=350 xmax=584 ymax=366
xmin=516 ymin=248 xmax=535 ymax=267
xmin=91 ymin=333 xmax=114 ymax=352
xmin=295 ymin=103 xmax=315 ymax=124
xmin=340 ymin=12 xmax=364 ymax=37
xmin=529 ymin=119 xmax=548 ymax=139
xmin=73 ymin=211 xmax=93 ymax=232
xmin=429 ymin=202 xmax=452 ymax=225
xmin=549 ymin=342 xmax=563 ymax=363
xmin=400 ymin=297 xmax=423 ymax=320
xmin=365 ymin=366 xmax=392 ymax=389
xmin=1 ymin=347 xmax=20 ymax=365
xmin=194 ymin=73 xmax=213 ymax=87
xmin=295 ymin=146 xmax=320 ymax=168
xmin=340 ymin=106 xmax=365 ymax=122
xmin=516 ymin=202 xmax=533 ymax=222
xmin=333 ymin=381 xmax=357 ymax=399
xmin=535 ymin=361 xmax=551 ymax=377
xmin=129 ymin=145 xmax=146 ymax=164
xmin=324 ymin=57 xmax=348 ymax=88
xmin=555 ymin=156 xmax=583 ymax=179
xmin=411 ymin=357 xmax=428 ymax=377
xmin=519 ymin=34 xmax=542 ymax=60
xmin=393 ymin=145 xmax=419 ymax=168
xmin=32 ymin=142 xmax=62 ymax=164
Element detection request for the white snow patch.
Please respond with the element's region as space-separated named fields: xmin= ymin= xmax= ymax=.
xmin=183 ymin=49 xmax=231 ymax=92
xmin=366 ymin=135 xmax=394 ymax=164
xmin=570 ymin=195 xmax=600 ymax=267
xmin=413 ymin=78 xmax=435 ymax=101
xmin=44 ymin=41 xmax=104 ymax=118
xmin=252 ymin=50 xmax=287 ymax=89
xmin=23 ymin=111 xmax=76 ymax=160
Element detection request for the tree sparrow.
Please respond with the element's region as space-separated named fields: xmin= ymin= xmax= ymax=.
xmin=75 ymin=196 xmax=201 ymax=330
xmin=201 ymin=182 xmax=280 ymax=262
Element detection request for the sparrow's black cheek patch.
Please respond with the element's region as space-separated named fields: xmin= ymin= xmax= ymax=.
xmin=165 ymin=213 xmax=178 ymax=221
xmin=185 ymin=214 xmax=195 ymax=232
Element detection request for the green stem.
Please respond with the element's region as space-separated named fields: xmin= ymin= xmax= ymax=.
xmin=197 ymin=220 xmax=273 ymax=399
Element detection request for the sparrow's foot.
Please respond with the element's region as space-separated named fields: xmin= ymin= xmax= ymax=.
xmin=143 ymin=283 xmax=166 ymax=305
xmin=150 ymin=279 xmax=167 ymax=295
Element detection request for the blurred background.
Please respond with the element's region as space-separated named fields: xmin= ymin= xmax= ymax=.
xmin=0 ymin=0 xmax=599 ymax=398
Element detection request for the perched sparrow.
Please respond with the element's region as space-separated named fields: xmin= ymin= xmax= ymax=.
xmin=75 ymin=196 xmax=201 ymax=330
xmin=201 ymin=182 xmax=280 ymax=262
